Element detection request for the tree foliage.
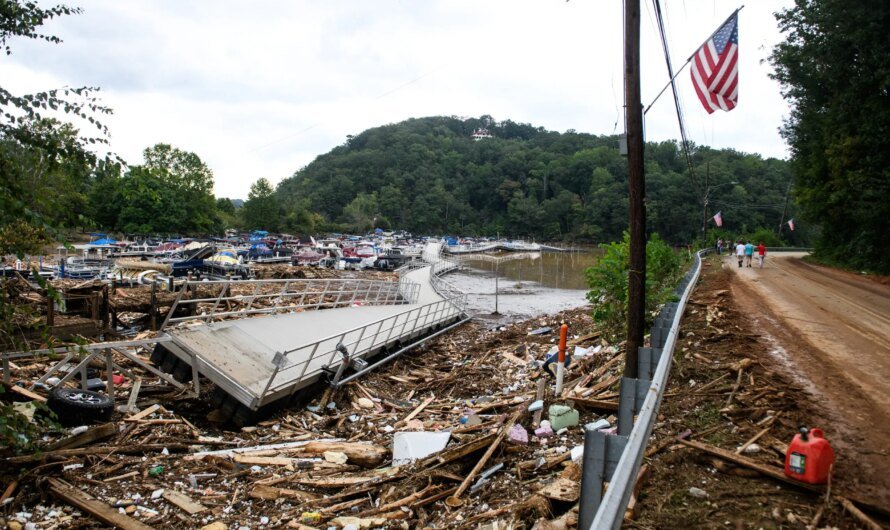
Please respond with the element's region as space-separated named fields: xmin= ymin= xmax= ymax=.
xmin=241 ymin=178 xmax=279 ymax=231
xmin=770 ymin=0 xmax=890 ymax=272
xmin=585 ymin=232 xmax=684 ymax=340
xmin=277 ymin=116 xmax=797 ymax=244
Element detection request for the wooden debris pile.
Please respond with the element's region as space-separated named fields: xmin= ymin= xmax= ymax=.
xmin=1 ymin=308 xmax=634 ymax=529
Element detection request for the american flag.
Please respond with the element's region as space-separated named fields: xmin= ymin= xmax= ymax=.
xmin=713 ymin=211 xmax=723 ymax=227
xmin=691 ymin=12 xmax=739 ymax=114
xmin=788 ymin=218 xmax=795 ymax=231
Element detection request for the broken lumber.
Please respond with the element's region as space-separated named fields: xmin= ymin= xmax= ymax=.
xmin=300 ymin=441 xmax=388 ymax=468
xmin=47 ymin=422 xmax=117 ymax=451
xmin=162 ymin=490 xmax=207 ymax=515
xmin=839 ymin=497 xmax=882 ymax=530
xmin=446 ymin=403 xmax=526 ymax=506
xmin=47 ymin=477 xmax=154 ymax=530
xmin=6 ymin=444 xmax=188 ymax=464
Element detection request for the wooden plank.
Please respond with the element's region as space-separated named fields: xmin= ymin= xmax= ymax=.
xmin=401 ymin=396 xmax=435 ymax=423
xmin=538 ymin=476 xmax=580 ymax=503
xmin=6 ymin=443 xmax=189 ymax=464
xmin=162 ymin=489 xmax=207 ymax=515
xmin=47 ymin=422 xmax=117 ymax=451
xmin=2 ymin=382 xmax=47 ymax=402
xmin=48 ymin=477 xmax=154 ymax=530
xmin=569 ymin=396 xmax=619 ymax=412
xmin=678 ymin=438 xmax=823 ymax=493
xmin=125 ymin=403 xmax=160 ymax=421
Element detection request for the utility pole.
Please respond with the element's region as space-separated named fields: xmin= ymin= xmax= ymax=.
xmin=778 ymin=180 xmax=792 ymax=237
xmin=701 ymin=163 xmax=710 ymax=245
xmin=624 ymin=0 xmax=645 ymax=379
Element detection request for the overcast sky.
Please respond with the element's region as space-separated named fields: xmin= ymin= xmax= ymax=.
xmin=2 ymin=1 xmax=792 ymax=200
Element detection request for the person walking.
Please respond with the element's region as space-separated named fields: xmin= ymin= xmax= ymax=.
xmin=735 ymin=240 xmax=745 ymax=268
xmin=744 ymin=241 xmax=754 ymax=267
xmin=757 ymin=241 xmax=767 ymax=268
xmin=717 ymin=238 xmax=724 ymax=255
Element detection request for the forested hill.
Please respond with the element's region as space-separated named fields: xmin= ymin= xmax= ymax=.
xmin=276 ymin=115 xmax=796 ymax=244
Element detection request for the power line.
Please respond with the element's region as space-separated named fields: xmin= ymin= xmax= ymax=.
xmin=651 ymin=0 xmax=700 ymax=195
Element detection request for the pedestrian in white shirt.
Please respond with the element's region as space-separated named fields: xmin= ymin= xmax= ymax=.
xmin=735 ymin=241 xmax=745 ymax=268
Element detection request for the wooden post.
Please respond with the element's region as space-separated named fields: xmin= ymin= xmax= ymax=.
xmin=150 ymin=282 xmax=158 ymax=331
xmin=624 ymin=0 xmax=646 ymax=379
xmin=46 ymin=296 xmax=55 ymax=327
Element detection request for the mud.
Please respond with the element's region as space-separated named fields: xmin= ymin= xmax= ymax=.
xmin=728 ymin=252 xmax=890 ymax=508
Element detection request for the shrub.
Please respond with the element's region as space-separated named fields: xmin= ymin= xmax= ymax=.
xmin=585 ymin=232 xmax=684 ymax=341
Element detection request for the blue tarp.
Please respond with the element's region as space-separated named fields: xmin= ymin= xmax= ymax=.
xmin=89 ymin=237 xmax=118 ymax=245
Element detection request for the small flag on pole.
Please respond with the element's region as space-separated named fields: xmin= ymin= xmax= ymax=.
xmin=713 ymin=211 xmax=723 ymax=227
xmin=788 ymin=218 xmax=795 ymax=231
xmin=691 ymin=11 xmax=739 ymax=114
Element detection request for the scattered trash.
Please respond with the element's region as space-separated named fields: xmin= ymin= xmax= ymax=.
xmin=528 ymin=399 xmax=544 ymax=412
xmin=688 ymin=487 xmax=709 ymax=499
xmin=548 ymin=404 xmax=580 ymax=431
xmin=528 ymin=326 xmax=553 ymax=335
xmin=508 ymin=424 xmax=529 ymax=444
xmin=392 ymin=431 xmax=451 ymax=465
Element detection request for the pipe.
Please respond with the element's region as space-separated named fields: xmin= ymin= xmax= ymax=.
xmin=555 ymin=323 xmax=568 ymax=396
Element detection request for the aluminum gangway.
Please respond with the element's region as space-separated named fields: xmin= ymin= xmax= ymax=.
xmin=152 ymin=243 xmax=467 ymax=415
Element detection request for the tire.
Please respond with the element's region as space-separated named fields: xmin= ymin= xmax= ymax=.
xmin=47 ymin=387 xmax=114 ymax=426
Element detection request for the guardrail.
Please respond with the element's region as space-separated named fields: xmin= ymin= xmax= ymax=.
xmin=160 ymin=277 xmax=419 ymax=329
xmin=580 ymin=250 xmax=706 ymax=529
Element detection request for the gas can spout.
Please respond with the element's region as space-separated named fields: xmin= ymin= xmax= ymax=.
xmin=799 ymin=426 xmax=809 ymax=441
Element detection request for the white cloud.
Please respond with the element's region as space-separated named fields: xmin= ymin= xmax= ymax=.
xmin=1 ymin=0 xmax=792 ymax=199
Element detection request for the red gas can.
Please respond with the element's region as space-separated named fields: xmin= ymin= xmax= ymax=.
xmin=784 ymin=427 xmax=835 ymax=484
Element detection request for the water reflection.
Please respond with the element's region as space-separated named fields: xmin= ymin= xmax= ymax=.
xmin=456 ymin=249 xmax=601 ymax=290
xmin=446 ymin=249 xmax=602 ymax=323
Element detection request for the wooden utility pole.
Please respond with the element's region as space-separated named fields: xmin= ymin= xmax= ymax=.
xmin=625 ymin=0 xmax=645 ymax=378
xmin=777 ymin=180 xmax=792 ymax=236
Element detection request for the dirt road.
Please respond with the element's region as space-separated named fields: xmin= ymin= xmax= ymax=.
xmin=728 ymin=252 xmax=890 ymax=503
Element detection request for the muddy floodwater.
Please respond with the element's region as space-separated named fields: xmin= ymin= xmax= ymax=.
xmin=445 ymin=249 xmax=601 ymax=325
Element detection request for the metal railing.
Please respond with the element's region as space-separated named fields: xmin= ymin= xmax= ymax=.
xmin=253 ymin=244 xmax=469 ymax=406
xmin=581 ymin=250 xmax=705 ymax=529
xmin=161 ymin=277 xmax=419 ymax=329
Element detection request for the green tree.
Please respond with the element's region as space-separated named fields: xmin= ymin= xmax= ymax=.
xmin=242 ymin=178 xmax=278 ymax=231
xmin=770 ymin=0 xmax=890 ymax=272
xmin=0 ymin=0 xmax=108 ymax=453
xmin=142 ymin=143 xmax=220 ymax=234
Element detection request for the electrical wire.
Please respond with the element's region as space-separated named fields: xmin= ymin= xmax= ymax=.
xmin=651 ymin=0 xmax=700 ymax=195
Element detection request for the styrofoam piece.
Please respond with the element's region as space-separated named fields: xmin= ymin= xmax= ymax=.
xmin=392 ymin=431 xmax=451 ymax=466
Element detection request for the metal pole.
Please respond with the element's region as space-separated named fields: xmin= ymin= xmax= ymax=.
xmin=624 ymin=0 xmax=645 ymax=379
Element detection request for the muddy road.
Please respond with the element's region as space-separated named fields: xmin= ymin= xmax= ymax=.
xmin=728 ymin=252 xmax=890 ymax=504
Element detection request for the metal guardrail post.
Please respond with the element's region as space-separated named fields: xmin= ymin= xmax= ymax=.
xmin=579 ymin=427 xmax=630 ymax=529
xmin=588 ymin=251 xmax=703 ymax=529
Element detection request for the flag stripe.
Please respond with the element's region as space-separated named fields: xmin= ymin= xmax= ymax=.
xmin=690 ymin=13 xmax=738 ymax=114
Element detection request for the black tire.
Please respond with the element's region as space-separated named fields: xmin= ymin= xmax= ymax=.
xmin=47 ymin=387 xmax=114 ymax=426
